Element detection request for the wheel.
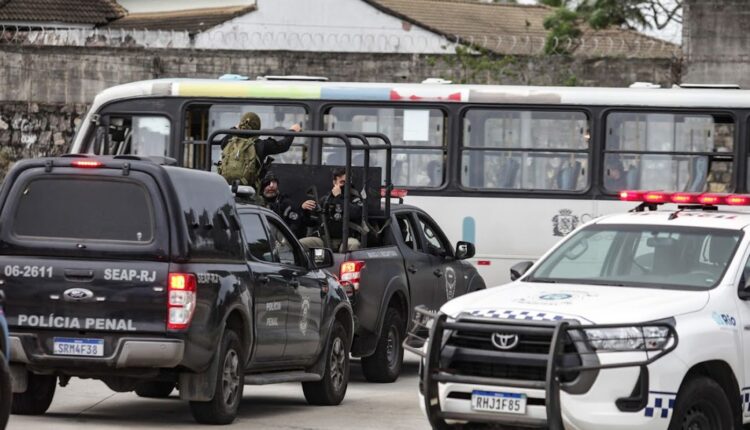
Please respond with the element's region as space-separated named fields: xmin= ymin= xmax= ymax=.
xmin=135 ymin=381 xmax=175 ymax=399
xmin=668 ymin=376 xmax=734 ymax=430
xmin=303 ymin=321 xmax=349 ymax=406
xmin=0 ymin=352 xmax=11 ymax=429
xmin=11 ymin=372 xmax=56 ymax=415
xmin=361 ymin=307 xmax=404 ymax=383
xmin=189 ymin=330 xmax=244 ymax=425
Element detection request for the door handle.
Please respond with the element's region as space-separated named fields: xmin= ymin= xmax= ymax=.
xmin=64 ymin=269 xmax=94 ymax=282
xmin=434 ymin=269 xmax=443 ymax=278
xmin=407 ymin=265 xmax=418 ymax=274
xmin=256 ymin=275 xmax=269 ymax=285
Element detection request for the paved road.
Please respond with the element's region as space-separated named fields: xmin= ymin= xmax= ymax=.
xmin=8 ymin=353 xmax=429 ymax=430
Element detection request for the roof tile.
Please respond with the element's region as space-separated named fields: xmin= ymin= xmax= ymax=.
xmin=107 ymin=5 xmax=256 ymax=35
xmin=0 ymin=0 xmax=126 ymax=26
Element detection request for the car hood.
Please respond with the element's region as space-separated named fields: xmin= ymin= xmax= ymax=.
xmin=441 ymin=282 xmax=710 ymax=325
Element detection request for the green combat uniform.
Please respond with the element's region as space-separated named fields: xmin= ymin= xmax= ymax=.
xmin=219 ymin=112 xmax=263 ymax=191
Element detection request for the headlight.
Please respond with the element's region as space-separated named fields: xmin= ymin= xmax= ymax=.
xmin=584 ymin=325 xmax=671 ymax=351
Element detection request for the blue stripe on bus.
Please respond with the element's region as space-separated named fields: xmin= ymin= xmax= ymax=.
xmin=320 ymin=87 xmax=391 ymax=101
xmin=462 ymin=216 xmax=475 ymax=243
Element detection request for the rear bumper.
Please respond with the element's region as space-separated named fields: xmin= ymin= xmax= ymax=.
xmin=9 ymin=334 xmax=184 ymax=369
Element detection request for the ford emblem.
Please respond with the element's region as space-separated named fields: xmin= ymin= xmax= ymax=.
xmin=63 ymin=288 xmax=94 ymax=301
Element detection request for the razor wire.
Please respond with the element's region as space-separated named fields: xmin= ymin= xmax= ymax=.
xmin=0 ymin=25 xmax=680 ymax=58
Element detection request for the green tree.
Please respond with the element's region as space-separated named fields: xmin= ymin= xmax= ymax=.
xmin=542 ymin=0 xmax=682 ymax=54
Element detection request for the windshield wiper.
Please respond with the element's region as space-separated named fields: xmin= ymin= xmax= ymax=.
xmin=525 ymin=278 xmax=557 ymax=283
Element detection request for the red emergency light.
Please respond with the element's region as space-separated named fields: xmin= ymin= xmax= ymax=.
xmin=380 ymin=188 xmax=408 ymax=199
xmin=619 ymin=190 xmax=750 ymax=207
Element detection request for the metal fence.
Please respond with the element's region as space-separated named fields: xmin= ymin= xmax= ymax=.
xmin=0 ymin=25 xmax=680 ymax=58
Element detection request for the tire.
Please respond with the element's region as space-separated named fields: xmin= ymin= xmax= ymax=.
xmin=303 ymin=321 xmax=349 ymax=406
xmin=361 ymin=307 xmax=404 ymax=383
xmin=135 ymin=381 xmax=175 ymax=399
xmin=0 ymin=352 xmax=11 ymax=429
xmin=189 ymin=330 xmax=244 ymax=425
xmin=668 ymin=376 xmax=734 ymax=430
xmin=11 ymin=372 xmax=56 ymax=415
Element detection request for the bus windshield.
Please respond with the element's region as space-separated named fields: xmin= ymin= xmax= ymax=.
xmin=527 ymin=224 xmax=742 ymax=290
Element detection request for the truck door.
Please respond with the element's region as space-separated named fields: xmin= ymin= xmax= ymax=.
xmin=264 ymin=217 xmax=323 ymax=362
xmin=238 ymin=213 xmax=288 ymax=361
xmin=735 ymin=242 xmax=750 ymax=418
xmin=394 ymin=213 xmax=435 ymax=313
xmin=414 ymin=213 xmax=469 ymax=309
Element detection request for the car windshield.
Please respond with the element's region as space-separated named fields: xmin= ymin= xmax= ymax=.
xmin=527 ymin=224 xmax=742 ymax=290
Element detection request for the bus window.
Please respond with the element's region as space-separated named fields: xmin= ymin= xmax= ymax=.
xmin=323 ymin=107 xmax=446 ymax=188
xmin=461 ymin=109 xmax=590 ymax=191
xmin=93 ymin=115 xmax=170 ymax=157
xmin=604 ymin=112 xmax=734 ymax=193
xmin=183 ymin=104 xmax=310 ymax=170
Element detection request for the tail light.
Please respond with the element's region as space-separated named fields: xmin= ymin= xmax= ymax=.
xmin=71 ymin=160 xmax=103 ymax=168
xmin=167 ymin=273 xmax=197 ymax=330
xmin=340 ymin=260 xmax=365 ymax=295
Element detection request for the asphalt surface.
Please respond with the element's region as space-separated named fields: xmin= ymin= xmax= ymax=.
xmin=8 ymin=353 xmax=429 ymax=430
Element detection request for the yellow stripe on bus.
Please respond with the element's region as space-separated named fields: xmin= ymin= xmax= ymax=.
xmin=176 ymin=82 xmax=322 ymax=99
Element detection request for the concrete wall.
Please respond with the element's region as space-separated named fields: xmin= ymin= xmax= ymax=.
xmin=683 ymin=0 xmax=750 ymax=86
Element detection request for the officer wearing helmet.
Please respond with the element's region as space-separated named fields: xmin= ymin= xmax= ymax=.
xmin=259 ymin=171 xmax=318 ymax=239
xmin=219 ymin=112 xmax=301 ymax=193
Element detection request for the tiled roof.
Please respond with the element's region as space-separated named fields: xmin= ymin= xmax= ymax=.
xmin=107 ymin=5 xmax=256 ymax=35
xmin=364 ymin=0 xmax=678 ymax=58
xmin=0 ymin=0 xmax=126 ymax=26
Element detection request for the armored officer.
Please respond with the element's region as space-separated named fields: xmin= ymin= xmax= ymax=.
xmin=218 ymin=112 xmax=301 ymax=193
xmin=300 ymin=167 xmax=363 ymax=251
xmin=259 ymin=172 xmax=317 ymax=239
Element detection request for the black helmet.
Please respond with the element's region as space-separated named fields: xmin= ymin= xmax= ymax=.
xmin=261 ymin=172 xmax=279 ymax=190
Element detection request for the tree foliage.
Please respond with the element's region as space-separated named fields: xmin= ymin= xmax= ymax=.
xmin=542 ymin=0 xmax=682 ymax=54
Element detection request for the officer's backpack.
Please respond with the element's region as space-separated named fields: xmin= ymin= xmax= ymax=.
xmin=220 ymin=137 xmax=260 ymax=188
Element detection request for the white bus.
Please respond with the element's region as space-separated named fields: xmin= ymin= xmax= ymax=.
xmin=71 ymin=78 xmax=745 ymax=285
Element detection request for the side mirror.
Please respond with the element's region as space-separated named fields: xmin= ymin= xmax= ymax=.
xmin=455 ymin=241 xmax=475 ymax=260
xmin=309 ymin=248 xmax=334 ymax=269
xmin=510 ymin=261 xmax=534 ymax=281
xmin=739 ymin=275 xmax=750 ymax=300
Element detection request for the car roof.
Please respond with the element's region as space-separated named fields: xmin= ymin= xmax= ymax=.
xmin=594 ymin=209 xmax=750 ymax=231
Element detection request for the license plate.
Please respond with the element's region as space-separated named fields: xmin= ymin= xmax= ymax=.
xmin=53 ymin=337 xmax=104 ymax=357
xmin=471 ymin=390 xmax=526 ymax=415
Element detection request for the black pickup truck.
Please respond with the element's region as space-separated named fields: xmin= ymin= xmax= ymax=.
xmin=0 ymin=155 xmax=353 ymax=425
xmin=205 ymin=129 xmax=486 ymax=384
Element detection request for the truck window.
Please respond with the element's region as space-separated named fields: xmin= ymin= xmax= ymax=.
xmin=12 ymin=177 xmax=154 ymax=243
xmin=266 ymin=218 xmax=304 ymax=267
xmin=395 ymin=214 xmax=418 ymax=251
xmin=239 ymin=213 xmax=274 ymax=262
xmin=416 ymin=214 xmax=450 ymax=257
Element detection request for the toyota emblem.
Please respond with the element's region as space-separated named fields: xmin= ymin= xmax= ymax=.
xmin=491 ymin=333 xmax=520 ymax=350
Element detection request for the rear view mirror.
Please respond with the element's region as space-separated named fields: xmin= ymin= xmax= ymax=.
xmin=309 ymin=248 xmax=334 ymax=269
xmin=510 ymin=261 xmax=534 ymax=281
xmin=455 ymin=241 xmax=475 ymax=260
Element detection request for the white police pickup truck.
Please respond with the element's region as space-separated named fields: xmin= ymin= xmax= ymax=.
xmin=406 ymin=190 xmax=750 ymax=430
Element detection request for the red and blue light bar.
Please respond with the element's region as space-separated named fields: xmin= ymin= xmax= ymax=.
xmin=619 ymin=190 xmax=750 ymax=206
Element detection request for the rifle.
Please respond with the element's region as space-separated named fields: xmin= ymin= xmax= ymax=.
xmin=306 ymin=185 xmax=331 ymax=250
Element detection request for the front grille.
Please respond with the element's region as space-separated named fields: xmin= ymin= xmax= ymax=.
xmin=442 ymin=319 xmax=581 ymax=383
